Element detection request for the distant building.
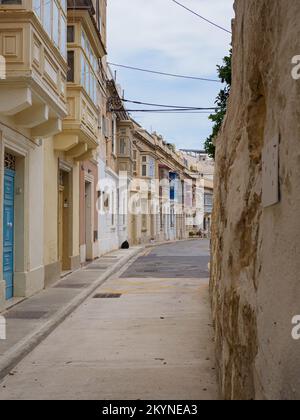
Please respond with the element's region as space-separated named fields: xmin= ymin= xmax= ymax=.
xmin=180 ymin=150 xmax=214 ymax=236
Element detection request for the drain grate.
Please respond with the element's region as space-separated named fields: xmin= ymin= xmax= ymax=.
xmin=54 ymin=283 xmax=88 ymax=289
xmin=5 ymin=310 xmax=48 ymax=320
xmin=85 ymin=265 xmax=109 ymax=270
xmin=93 ymin=293 xmax=122 ymax=299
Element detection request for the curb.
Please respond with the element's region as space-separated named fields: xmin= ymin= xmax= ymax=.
xmin=0 ymin=247 xmax=143 ymax=382
xmin=0 ymin=238 xmax=206 ymax=381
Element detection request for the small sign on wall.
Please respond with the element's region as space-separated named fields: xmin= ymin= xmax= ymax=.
xmin=262 ymin=136 xmax=279 ymax=208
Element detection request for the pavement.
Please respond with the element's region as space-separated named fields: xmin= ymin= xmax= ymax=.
xmin=0 ymin=246 xmax=143 ymax=382
xmin=0 ymin=239 xmax=218 ymax=400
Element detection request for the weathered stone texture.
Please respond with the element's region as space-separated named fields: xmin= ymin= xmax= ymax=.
xmin=211 ymin=0 xmax=300 ymax=400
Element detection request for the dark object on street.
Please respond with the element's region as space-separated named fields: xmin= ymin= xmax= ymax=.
xmin=121 ymin=241 xmax=130 ymax=249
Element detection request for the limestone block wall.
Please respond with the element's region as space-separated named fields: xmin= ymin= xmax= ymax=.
xmin=211 ymin=0 xmax=300 ymax=400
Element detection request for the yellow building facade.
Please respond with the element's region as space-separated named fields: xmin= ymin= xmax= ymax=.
xmin=0 ymin=0 xmax=69 ymax=307
xmin=44 ymin=0 xmax=107 ymax=283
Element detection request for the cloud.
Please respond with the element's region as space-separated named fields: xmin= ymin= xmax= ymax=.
xmin=107 ymin=0 xmax=234 ymax=148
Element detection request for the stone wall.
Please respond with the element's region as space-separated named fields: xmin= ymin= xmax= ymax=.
xmin=211 ymin=0 xmax=300 ymax=400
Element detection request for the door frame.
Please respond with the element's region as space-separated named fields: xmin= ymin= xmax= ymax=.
xmin=3 ymin=167 xmax=15 ymax=300
xmin=84 ymin=172 xmax=94 ymax=261
xmin=58 ymin=160 xmax=73 ymax=271
xmin=0 ymin=129 xmax=30 ymax=304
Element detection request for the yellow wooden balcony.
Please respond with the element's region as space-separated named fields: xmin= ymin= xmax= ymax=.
xmin=0 ymin=1 xmax=68 ymax=137
xmin=53 ymin=87 xmax=99 ymax=159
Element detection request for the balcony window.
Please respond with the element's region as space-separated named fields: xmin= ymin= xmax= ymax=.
xmin=204 ymin=193 xmax=213 ymax=206
xmin=141 ymin=156 xmax=155 ymax=178
xmin=81 ymin=29 xmax=98 ymax=73
xmin=80 ymin=35 xmax=98 ymax=106
xmin=111 ymin=118 xmax=116 ymax=154
xmin=33 ymin=0 xmax=42 ymax=19
xmin=52 ymin=1 xmax=59 ymax=46
xmin=43 ymin=0 xmax=52 ymax=37
xmin=32 ymin=0 xmax=67 ymax=59
xmin=119 ymin=138 xmax=126 ymax=155
xmin=61 ymin=0 xmax=66 ymax=12
xmin=67 ymin=26 xmax=75 ymax=43
xmin=60 ymin=15 xmax=67 ymax=57
xmin=67 ymin=51 xmax=74 ymax=82
xmin=0 ymin=0 xmax=22 ymax=3
xmin=133 ymin=149 xmax=137 ymax=174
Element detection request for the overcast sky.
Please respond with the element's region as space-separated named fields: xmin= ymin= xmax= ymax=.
xmin=107 ymin=0 xmax=234 ymax=150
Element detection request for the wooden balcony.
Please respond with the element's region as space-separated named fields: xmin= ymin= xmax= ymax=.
xmin=54 ymin=87 xmax=99 ymax=160
xmin=0 ymin=6 xmax=68 ymax=137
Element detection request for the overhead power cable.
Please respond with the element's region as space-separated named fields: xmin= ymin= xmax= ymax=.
xmin=122 ymin=99 xmax=218 ymax=110
xmin=170 ymin=0 xmax=232 ymax=34
xmin=112 ymin=109 xmax=214 ymax=113
xmin=107 ymin=62 xmax=220 ymax=83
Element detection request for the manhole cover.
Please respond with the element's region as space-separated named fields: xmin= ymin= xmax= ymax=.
xmin=54 ymin=283 xmax=88 ymax=289
xmin=93 ymin=293 xmax=122 ymax=299
xmin=5 ymin=311 xmax=48 ymax=319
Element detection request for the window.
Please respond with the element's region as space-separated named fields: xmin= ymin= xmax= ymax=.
xmin=204 ymin=194 xmax=213 ymax=206
xmin=96 ymin=1 xmax=102 ymax=33
xmin=142 ymin=163 xmax=147 ymax=177
xmin=80 ymin=29 xmax=98 ymax=105
xmin=52 ymin=1 xmax=59 ymax=46
xmin=34 ymin=0 xmax=67 ymax=59
xmin=67 ymin=26 xmax=75 ymax=43
xmin=33 ymin=0 xmax=42 ymax=19
xmin=141 ymin=156 xmax=155 ymax=178
xmin=102 ymin=115 xmax=106 ymax=137
xmin=61 ymin=0 xmax=66 ymax=12
xmin=149 ymin=157 xmax=155 ymax=178
xmin=67 ymin=51 xmax=74 ymax=82
xmin=111 ymin=118 xmax=116 ymax=154
xmin=119 ymin=138 xmax=126 ymax=155
xmin=81 ymin=31 xmax=86 ymax=51
xmin=133 ymin=149 xmax=137 ymax=174
xmin=60 ymin=15 xmax=67 ymax=57
xmin=0 ymin=0 xmax=22 ymax=3
xmin=80 ymin=52 xmax=85 ymax=84
xmin=43 ymin=0 xmax=52 ymax=38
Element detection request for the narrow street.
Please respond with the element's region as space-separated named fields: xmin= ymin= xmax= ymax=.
xmin=0 ymin=240 xmax=217 ymax=400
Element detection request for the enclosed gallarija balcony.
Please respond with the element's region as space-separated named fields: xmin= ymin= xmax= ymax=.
xmin=53 ymin=0 xmax=106 ymax=160
xmin=0 ymin=0 xmax=68 ymax=137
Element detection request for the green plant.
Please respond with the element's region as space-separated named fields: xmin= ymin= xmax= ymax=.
xmin=204 ymin=50 xmax=232 ymax=159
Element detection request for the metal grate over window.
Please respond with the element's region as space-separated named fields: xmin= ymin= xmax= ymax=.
xmin=4 ymin=152 xmax=16 ymax=171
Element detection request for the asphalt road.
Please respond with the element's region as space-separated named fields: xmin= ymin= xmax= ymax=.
xmin=0 ymin=239 xmax=217 ymax=400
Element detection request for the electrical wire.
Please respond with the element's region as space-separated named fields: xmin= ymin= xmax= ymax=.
xmin=170 ymin=0 xmax=232 ymax=34
xmin=129 ymin=111 xmax=212 ymax=114
xmin=107 ymin=62 xmax=220 ymax=82
xmin=122 ymin=99 xmax=218 ymax=110
xmin=112 ymin=109 xmax=215 ymax=113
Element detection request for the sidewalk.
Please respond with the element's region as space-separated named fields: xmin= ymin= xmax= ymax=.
xmin=0 ymin=246 xmax=143 ymax=381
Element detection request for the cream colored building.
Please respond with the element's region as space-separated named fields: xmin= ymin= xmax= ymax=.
xmin=181 ymin=150 xmax=214 ymax=236
xmin=0 ymin=0 xmax=68 ymax=307
xmin=0 ymin=0 xmax=200 ymax=311
xmin=97 ymin=64 xmax=133 ymax=255
xmin=129 ymin=123 xmax=188 ymax=246
xmin=45 ymin=0 xmax=106 ymax=282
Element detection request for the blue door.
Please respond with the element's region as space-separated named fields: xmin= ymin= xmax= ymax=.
xmin=3 ymin=168 xmax=15 ymax=300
